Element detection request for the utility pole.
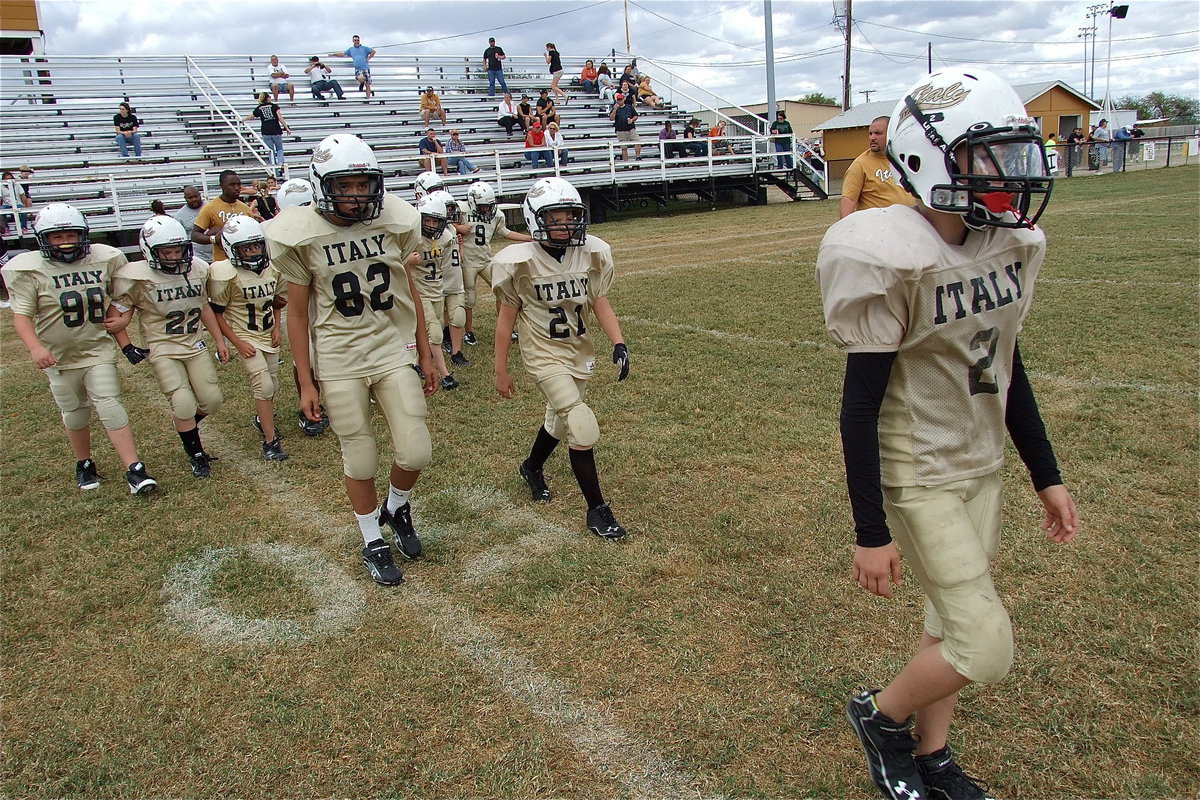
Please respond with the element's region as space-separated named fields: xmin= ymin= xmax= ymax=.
xmin=765 ymin=0 xmax=777 ymax=127
xmin=834 ymin=0 xmax=852 ymax=110
xmin=1085 ymin=3 xmax=1107 ymax=98
xmin=1104 ymin=4 xmax=1130 ymax=117
xmin=859 ymin=89 xmax=875 ymax=103
xmin=1077 ymin=27 xmax=1094 ymax=92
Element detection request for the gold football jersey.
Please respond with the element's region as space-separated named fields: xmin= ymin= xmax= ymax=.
xmin=492 ymin=237 xmax=615 ymax=382
xmin=266 ymin=197 xmax=422 ymax=381
xmin=412 ymin=228 xmax=458 ymax=300
xmin=111 ymin=258 xmax=214 ymax=362
xmin=817 ymin=204 xmax=1046 ymax=487
xmin=2 ymin=244 xmax=127 ymax=368
xmin=207 ymin=260 xmax=282 ymax=353
xmin=458 ymin=202 xmax=511 ymax=269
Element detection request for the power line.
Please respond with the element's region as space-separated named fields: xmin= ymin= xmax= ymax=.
xmin=857 ymin=19 xmax=1198 ymax=46
xmin=370 ymin=1 xmax=612 ymax=50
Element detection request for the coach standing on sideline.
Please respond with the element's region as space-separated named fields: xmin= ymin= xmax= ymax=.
xmin=839 ymin=116 xmax=914 ymax=218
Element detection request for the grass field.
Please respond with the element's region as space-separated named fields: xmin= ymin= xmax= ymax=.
xmin=2 ymin=166 xmax=1197 ymax=799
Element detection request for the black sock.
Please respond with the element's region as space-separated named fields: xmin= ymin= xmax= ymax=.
xmin=569 ymin=447 xmax=605 ymax=509
xmin=194 ymin=412 xmax=207 ymax=425
xmin=179 ymin=428 xmax=203 ymax=457
xmin=526 ymin=426 xmax=560 ymax=472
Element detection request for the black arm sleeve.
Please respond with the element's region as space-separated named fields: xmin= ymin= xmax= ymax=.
xmin=1005 ymin=342 xmax=1063 ymax=491
xmin=839 ymin=351 xmax=897 ymax=548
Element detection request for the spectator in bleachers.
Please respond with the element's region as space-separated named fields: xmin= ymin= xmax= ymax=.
xmin=619 ymin=79 xmax=637 ymax=108
xmin=637 ymin=75 xmax=662 ymax=109
xmin=445 ymin=130 xmax=482 ymax=175
xmin=1 ymin=171 xmax=33 ymax=234
xmin=580 ymin=60 xmax=599 ymax=94
xmin=496 ymin=91 xmax=523 ymax=137
xmin=244 ymin=93 xmax=293 ymax=177
xmin=681 ymin=118 xmax=707 ymax=157
xmin=545 ymin=43 xmax=568 ymax=105
xmin=709 ymin=120 xmax=734 ymax=156
xmin=545 ymin=122 xmax=569 ymax=166
xmin=524 ymin=122 xmax=552 ymax=170
xmin=609 ymin=93 xmax=640 ymax=161
xmin=536 ymin=89 xmax=561 ymax=129
xmin=113 ymin=102 xmax=143 ymax=159
xmin=419 ymin=129 xmax=450 ymax=176
xmin=597 ymin=64 xmax=616 ymax=102
xmin=251 ymin=179 xmax=278 ymax=220
xmin=18 ymin=166 xmax=34 ymax=203
xmin=192 ymin=170 xmax=259 ymax=263
xmin=150 ymin=200 xmax=168 ymax=216
xmin=769 ymin=110 xmax=794 ymax=169
xmin=268 ymin=55 xmax=296 ymax=104
xmin=619 ymin=64 xmax=637 ymax=91
xmin=306 ymin=56 xmax=346 ymax=100
xmin=483 ymin=37 xmax=509 ymax=97
xmin=172 ymin=186 xmax=212 ymax=262
xmin=420 ymin=87 xmax=448 ymax=127
xmin=517 ymin=94 xmax=536 ymax=133
xmin=658 ymin=120 xmax=683 ymax=158
xmin=330 ymin=35 xmax=375 ymax=98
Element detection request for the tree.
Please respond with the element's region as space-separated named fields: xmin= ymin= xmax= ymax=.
xmin=795 ymin=92 xmax=838 ymax=106
xmin=1115 ymin=92 xmax=1198 ymax=124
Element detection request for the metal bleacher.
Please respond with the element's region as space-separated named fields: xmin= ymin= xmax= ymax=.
xmin=0 ymin=52 xmax=827 ymax=246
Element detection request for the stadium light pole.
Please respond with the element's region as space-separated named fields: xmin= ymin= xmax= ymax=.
xmin=1104 ymin=3 xmax=1129 ymax=117
xmin=1077 ymin=26 xmax=1094 ymax=93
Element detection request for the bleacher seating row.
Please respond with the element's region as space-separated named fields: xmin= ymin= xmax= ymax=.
xmin=1 ymin=53 xmax=827 ymax=243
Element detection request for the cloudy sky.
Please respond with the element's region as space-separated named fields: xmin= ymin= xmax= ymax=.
xmin=36 ymin=0 xmax=1199 ymax=109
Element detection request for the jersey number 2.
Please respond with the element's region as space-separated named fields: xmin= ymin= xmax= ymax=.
xmin=548 ymin=306 xmax=586 ymax=339
xmin=332 ymin=263 xmax=394 ymax=317
xmin=968 ymin=327 xmax=1000 ymax=395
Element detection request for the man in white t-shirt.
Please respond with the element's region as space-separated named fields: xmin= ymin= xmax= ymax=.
xmin=268 ymin=55 xmax=295 ymax=104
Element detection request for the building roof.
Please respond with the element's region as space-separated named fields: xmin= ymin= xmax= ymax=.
xmin=813 ymin=80 xmax=1101 ymax=132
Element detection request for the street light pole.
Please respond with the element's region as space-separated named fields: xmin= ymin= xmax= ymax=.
xmin=1104 ymin=4 xmax=1130 ymax=117
xmin=1085 ymin=3 xmax=1107 ymax=98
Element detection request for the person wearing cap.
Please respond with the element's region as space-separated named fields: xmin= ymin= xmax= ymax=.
xmin=524 ymin=121 xmax=552 ymax=170
xmin=445 ymin=130 xmax=481 ymax=175
xmin=1092 ymin=118 xmax=1112 ymax=172
xmin=483 ymin=36 xmax=508 ymax=96
xmin=17 ymin=166 xmax=34 ymax=204
xmin=517 ymin=93 xmax=536 ymax=133
xmin=420 ymin=86 xmax=447 ymax=127
xmin=536 ymin=89 xmax=560 ymax=129
xmin=545 ymin=121 xmax=569 ymax=167
xmin=305 ymin=56 xmax=345 ymax=100
xmin=609 ymin=92 xmax=640 ymax=161
xmin=418 ymin=128 xmax=450 ymax=176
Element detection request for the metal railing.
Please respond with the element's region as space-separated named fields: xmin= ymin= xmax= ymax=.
xmin=184 ymin=56 xmax=271 ymax=171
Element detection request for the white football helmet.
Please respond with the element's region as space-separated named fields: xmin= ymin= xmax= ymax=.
xmin=413 ymin=170 xmax=445 ymax=201
xmin=417 ymin=192 xmax=449 ymax=240
xmin=887 ymin=67 xmax=1052 ymax=229
xmin=309 ymin=134 xmax=384 ymax=223
xmin=276 ymin=177 xmax=315 ymax=209
xmin=139 ymin=216 xmax=193 ymax=274
xmin=466 ymin=181 xmax=497 ymax=222
xmin=33 ymin=203 xmax=91 ymax=263
xmin=220 ymin=216 xmax=270 ymax=274
xmin=523 ymin=177 xmax=587 ymax=247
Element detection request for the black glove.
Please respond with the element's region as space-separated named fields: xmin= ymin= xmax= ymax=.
xmin=612 ymin=343 xmax=629 ymax=382
xmin=122 ymin=343 xmax=149 ymax=365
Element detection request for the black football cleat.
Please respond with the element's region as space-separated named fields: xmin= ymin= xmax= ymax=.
xmin=586 ymin=504 xmax=627 ymax=539
xmin=262 ymin=436 xmax=290 ymax=462
xmin=75 ymin=459 xmax=101 ymax=491
xmin=126 ymin=461 xmax=158 ymax=495
xmin=846 ymin=690 xmax=926 ymax=800
xmin=189 ymin=452 xmax=214 ymax=479
xmin=361 ymin=538 xmax=404 ymax=585
xmin=519 ymin=460 xmax=552 ymax=503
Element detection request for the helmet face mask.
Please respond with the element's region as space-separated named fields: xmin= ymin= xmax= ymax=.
xmin=34 ymin=204 xmax=91 ymax=263
xmin=220 ymin=216 xmax=270 ymax=274
xmin=523 ymin=177 xmax=588 ymax=247
xmin=310 ymin=135 xmax=385 ymax=223
xmin=139 ymin=216 xmax=193 ymax=275
xmin=888 ymin=69 xmax=1053 ymax=229
xmin=467 ymin=181 xmax=497 ymax=222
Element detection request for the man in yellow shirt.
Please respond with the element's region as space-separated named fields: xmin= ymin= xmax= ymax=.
xmin=191 ymin=170 xmax=260 ymax=262
xmin=839 ymin=116 xmax=915 ymax=218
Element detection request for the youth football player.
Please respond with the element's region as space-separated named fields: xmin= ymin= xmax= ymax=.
xmin=3 ymin=204 xmax=157 ymax=493
xmin=492 ymin=177 xmax=631 ymax=539
xmin=267 ymin=134 xmax=437 ymax=586
xmin=207 ymin=216 xmax=288 ymax=461
xmin=109 ymin=216 xmax=227 ymax=478
xmin=817 ymin=68 xmax=1080 ymax=800
xmin=454 ymin=180 xmax=531 ymax=347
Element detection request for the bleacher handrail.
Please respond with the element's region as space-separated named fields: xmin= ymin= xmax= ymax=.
xmin=183 ymin=55 xmax=270 ymax=172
